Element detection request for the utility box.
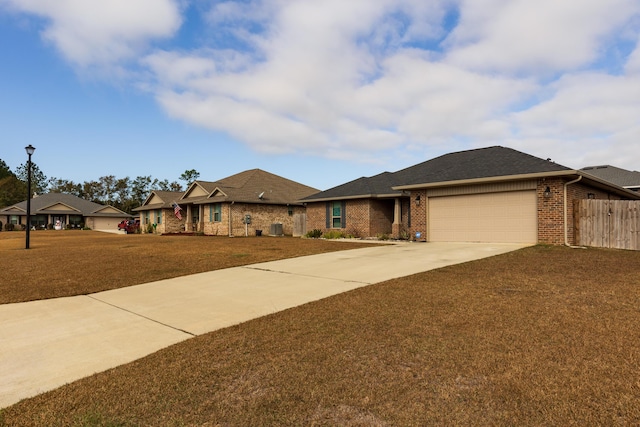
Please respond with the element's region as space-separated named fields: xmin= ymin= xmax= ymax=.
xmin=270 ymin=223 xmax=283 ymax=236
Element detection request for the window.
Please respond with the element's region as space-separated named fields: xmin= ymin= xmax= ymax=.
xmin=326 ymin=201 xmax=346 ymax=229
xmin=144 ymin=211 xmax=150 ymax=225
xmin=332 ymin=202 xmax=342 ymax=228
xmin=69 ymin=215 xmax=83 ymax=228
xmin=9 ymin=215 xmax=19 ymax=225
xmin=33 ymin=215 xmax=47 ymax=228
xmin=212 ymin=203 xmax=222 ymax=222
xmin=156 ymin=210 xmax=162 ymax=224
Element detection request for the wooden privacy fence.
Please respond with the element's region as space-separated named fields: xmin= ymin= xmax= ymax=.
xmin=574 ymin=200 xmax=640 ymax=250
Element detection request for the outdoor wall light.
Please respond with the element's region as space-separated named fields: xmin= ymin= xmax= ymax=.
xmin=415 ymin=195 xmax=421 ymax=206
xmin=544 ymin=186 xmax=552 ymax=198
xmin=587 ymin=193 xmax=595 ymax=199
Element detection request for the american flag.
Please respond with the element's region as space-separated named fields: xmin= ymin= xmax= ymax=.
xmin=172 ymin=203 xmax=182 ymax=220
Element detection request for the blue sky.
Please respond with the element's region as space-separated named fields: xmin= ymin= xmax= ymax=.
xmin=1 ymin=0 xmax=639 ymax=191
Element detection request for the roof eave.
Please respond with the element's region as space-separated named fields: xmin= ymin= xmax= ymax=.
xmin=392 ymin=170 xmax=580 ymax=190
xmin=299 ymin=192 xmax=405 ymax=203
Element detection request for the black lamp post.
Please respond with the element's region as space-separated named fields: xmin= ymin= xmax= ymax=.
xmin=25 ymin=144 xmax=35 ymax=249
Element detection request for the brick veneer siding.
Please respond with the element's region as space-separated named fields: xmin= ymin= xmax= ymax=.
xmin=537 ymin=178 xmax=622 ymax=245
xmin=408 ymin=190 xmax=427 ymax=241
xmin=537 ymin=178 xmax=565 ymax=244
xmin=305 ymin=199 xmax=398 ymax=238
xmin=202 ymin=203 xmax=303 ymax=236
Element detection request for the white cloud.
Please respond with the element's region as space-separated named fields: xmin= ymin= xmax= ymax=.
xmin=143 ymin=1 xmax=537 ymax=159
xmin=1 ymin=0 xmax=182 ymax=67
xmin=445 ymin=0 xmax=640 ymax=74
xmin=4 ymin=0 xmax=640 ymax=172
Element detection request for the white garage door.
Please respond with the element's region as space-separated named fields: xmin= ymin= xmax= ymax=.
xmin=93 ymin=217 xmax=122 ymax=231
xmin=428 ymin=190 xmax=537 ymax=243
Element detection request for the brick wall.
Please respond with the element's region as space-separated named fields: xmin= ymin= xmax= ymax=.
xmin=369 ymin=199 xmax=394 ymax=236
xmin=537 ymin=178 xmax=565 ymax=244
xmin=537 ymin=178 xmax=622 ymax=245
xmin=305 ymin=199 xmax=398 ymax=238
xmin=408 ymin=190 xmax=427 ymax=241
xmin=202 ymin=203 xmax=303 ymax=236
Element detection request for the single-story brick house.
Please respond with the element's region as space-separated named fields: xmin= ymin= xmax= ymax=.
xmin=0 ymin=193 xmax=131 ymax=231
xmin=134 ymin=169 xmax=319 ymax=236
xmin=301 ymin=146 xmax=640 ymax=245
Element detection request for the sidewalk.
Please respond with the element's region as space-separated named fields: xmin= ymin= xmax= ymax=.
xmin=0 ymin=242 xmax=529 ymax=408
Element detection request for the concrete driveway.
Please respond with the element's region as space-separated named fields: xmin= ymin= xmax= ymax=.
xmin=0 ymin=241 xmax=529 ymax=408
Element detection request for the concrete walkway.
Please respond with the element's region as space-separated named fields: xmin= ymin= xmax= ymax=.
xmin=0 ymin=242 xmax=529 ymax=408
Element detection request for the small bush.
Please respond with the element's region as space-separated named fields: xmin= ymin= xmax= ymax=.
xmin=0 ymin=220 xmax=2 ymax=231
xmin=146 ymin=223 xmax=154 ymax=234
xmin=305 ymin=229 xmax=323 ymax=238
xmin=376 ymin=233 xmax=390 ymax=241
xmin=322 ymin=230 xmax=345 ymax=239
xmin=5 ymin=223 xmax=14 ymax=231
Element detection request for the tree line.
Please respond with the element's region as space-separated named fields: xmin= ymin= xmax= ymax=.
xmin=0 ymin=159 xmax=200 ymax=214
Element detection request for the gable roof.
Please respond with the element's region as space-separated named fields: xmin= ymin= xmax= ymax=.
xmin=302 ymin=146 xmax=640 ymax=202
xmin=0 ymin=193 xmax=130 ymax=217
xmin=392 ymin=146 xmax=571 ymax=188
xmin=136 ymin=169 xmax=318 ymax=208
xmin=199 ymin=169 xmax=319 ymax=205
xmin=299 ymin=172 xmax=402 ymax=202
xmin=580 ymin=165 xmax=640 ymax=190
xmin=136 ymin=190 xmax=184 ymax=211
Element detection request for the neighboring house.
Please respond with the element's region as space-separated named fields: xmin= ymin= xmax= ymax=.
xmin=301 ymin=146 xmax=640 ymax=245
xmin=581 ymin=165 xmax=640 ymax=192
xmin=134 ymin=169 xmax=319 ymax=236
xmin=132 ymin=190 xmax=184 ymax=234
xmin=0 ymin=193 xmax=131 ymax=231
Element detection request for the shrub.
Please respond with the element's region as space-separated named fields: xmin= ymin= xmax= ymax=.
xmin=5 ymin=223 xmax=14 ymax=231
xmin=146 ymin=223 xmax=154 ymax=234
xmin=376 ymin=233 xmax=390 ymax=241
xmin=322 ymin=230 xmax=345 ymax=239
xmin=0 ymin=220 xmax=2 ymax=231
xmin=305 ymin=229 xmax=323 ymax=238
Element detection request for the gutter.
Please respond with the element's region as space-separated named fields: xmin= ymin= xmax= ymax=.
xmin=564 ymin=175 xmax=584 ymax=248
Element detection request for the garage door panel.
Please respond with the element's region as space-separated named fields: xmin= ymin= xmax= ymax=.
xmin=428 ymin=191 xmax=537 ymax=243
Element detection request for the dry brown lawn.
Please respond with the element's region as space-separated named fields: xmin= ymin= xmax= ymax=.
xmin=2 ymin=231 xmax=640 ymax=426
xmin=0 ymin=230 xmax=369 ymax=304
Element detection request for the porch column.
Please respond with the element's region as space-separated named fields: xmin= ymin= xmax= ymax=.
xmin=393 ymin=198 xmax=401 ymax=224
xmin=392 ymin=198 xmax=401 ymax=238
xmin=186 ymin=204 xmax=192 ymax=231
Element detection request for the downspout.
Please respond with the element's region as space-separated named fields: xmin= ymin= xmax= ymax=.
xmin=228 ymin=201 xmax=234 ymax=237
xmin=564 ymin=175 xmax=583 ymax=247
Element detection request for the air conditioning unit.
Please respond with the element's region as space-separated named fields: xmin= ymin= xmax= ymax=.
xmin=269 ymin=223 xmax=283 ymax=236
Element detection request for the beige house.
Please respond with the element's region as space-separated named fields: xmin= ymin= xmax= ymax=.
xmin=134 ymin=169 xmax=319 ymax=236
xmin=0 ymin=193 xmax=131 ymax=231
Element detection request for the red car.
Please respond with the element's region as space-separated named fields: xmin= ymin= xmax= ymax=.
xmin=118 ymin=219 xmax=140 ymax=234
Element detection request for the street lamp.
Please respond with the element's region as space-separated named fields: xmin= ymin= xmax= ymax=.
xmin=25 ymin=144 xmax=35 ymax=249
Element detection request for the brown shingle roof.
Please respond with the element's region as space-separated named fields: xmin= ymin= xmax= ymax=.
xmin=182 ymin=169 xmax=319 ymax=206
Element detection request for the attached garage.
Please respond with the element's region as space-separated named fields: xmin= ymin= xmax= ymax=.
xmin=91 ymin=217 xmax=123 ymax=232
xmin=428 ymin=190 xmax=537 ymax=243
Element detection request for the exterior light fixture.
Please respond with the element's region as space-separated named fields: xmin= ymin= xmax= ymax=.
xmin=25 ymin=144 xmax=36 ymax=249
xmin=415 ymin=195 xmax=421 ymax=206
xmin=544 ymin=186 xmax=551 ymax=198
xmin=587 ymin=193 xmax=595 ymax=199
